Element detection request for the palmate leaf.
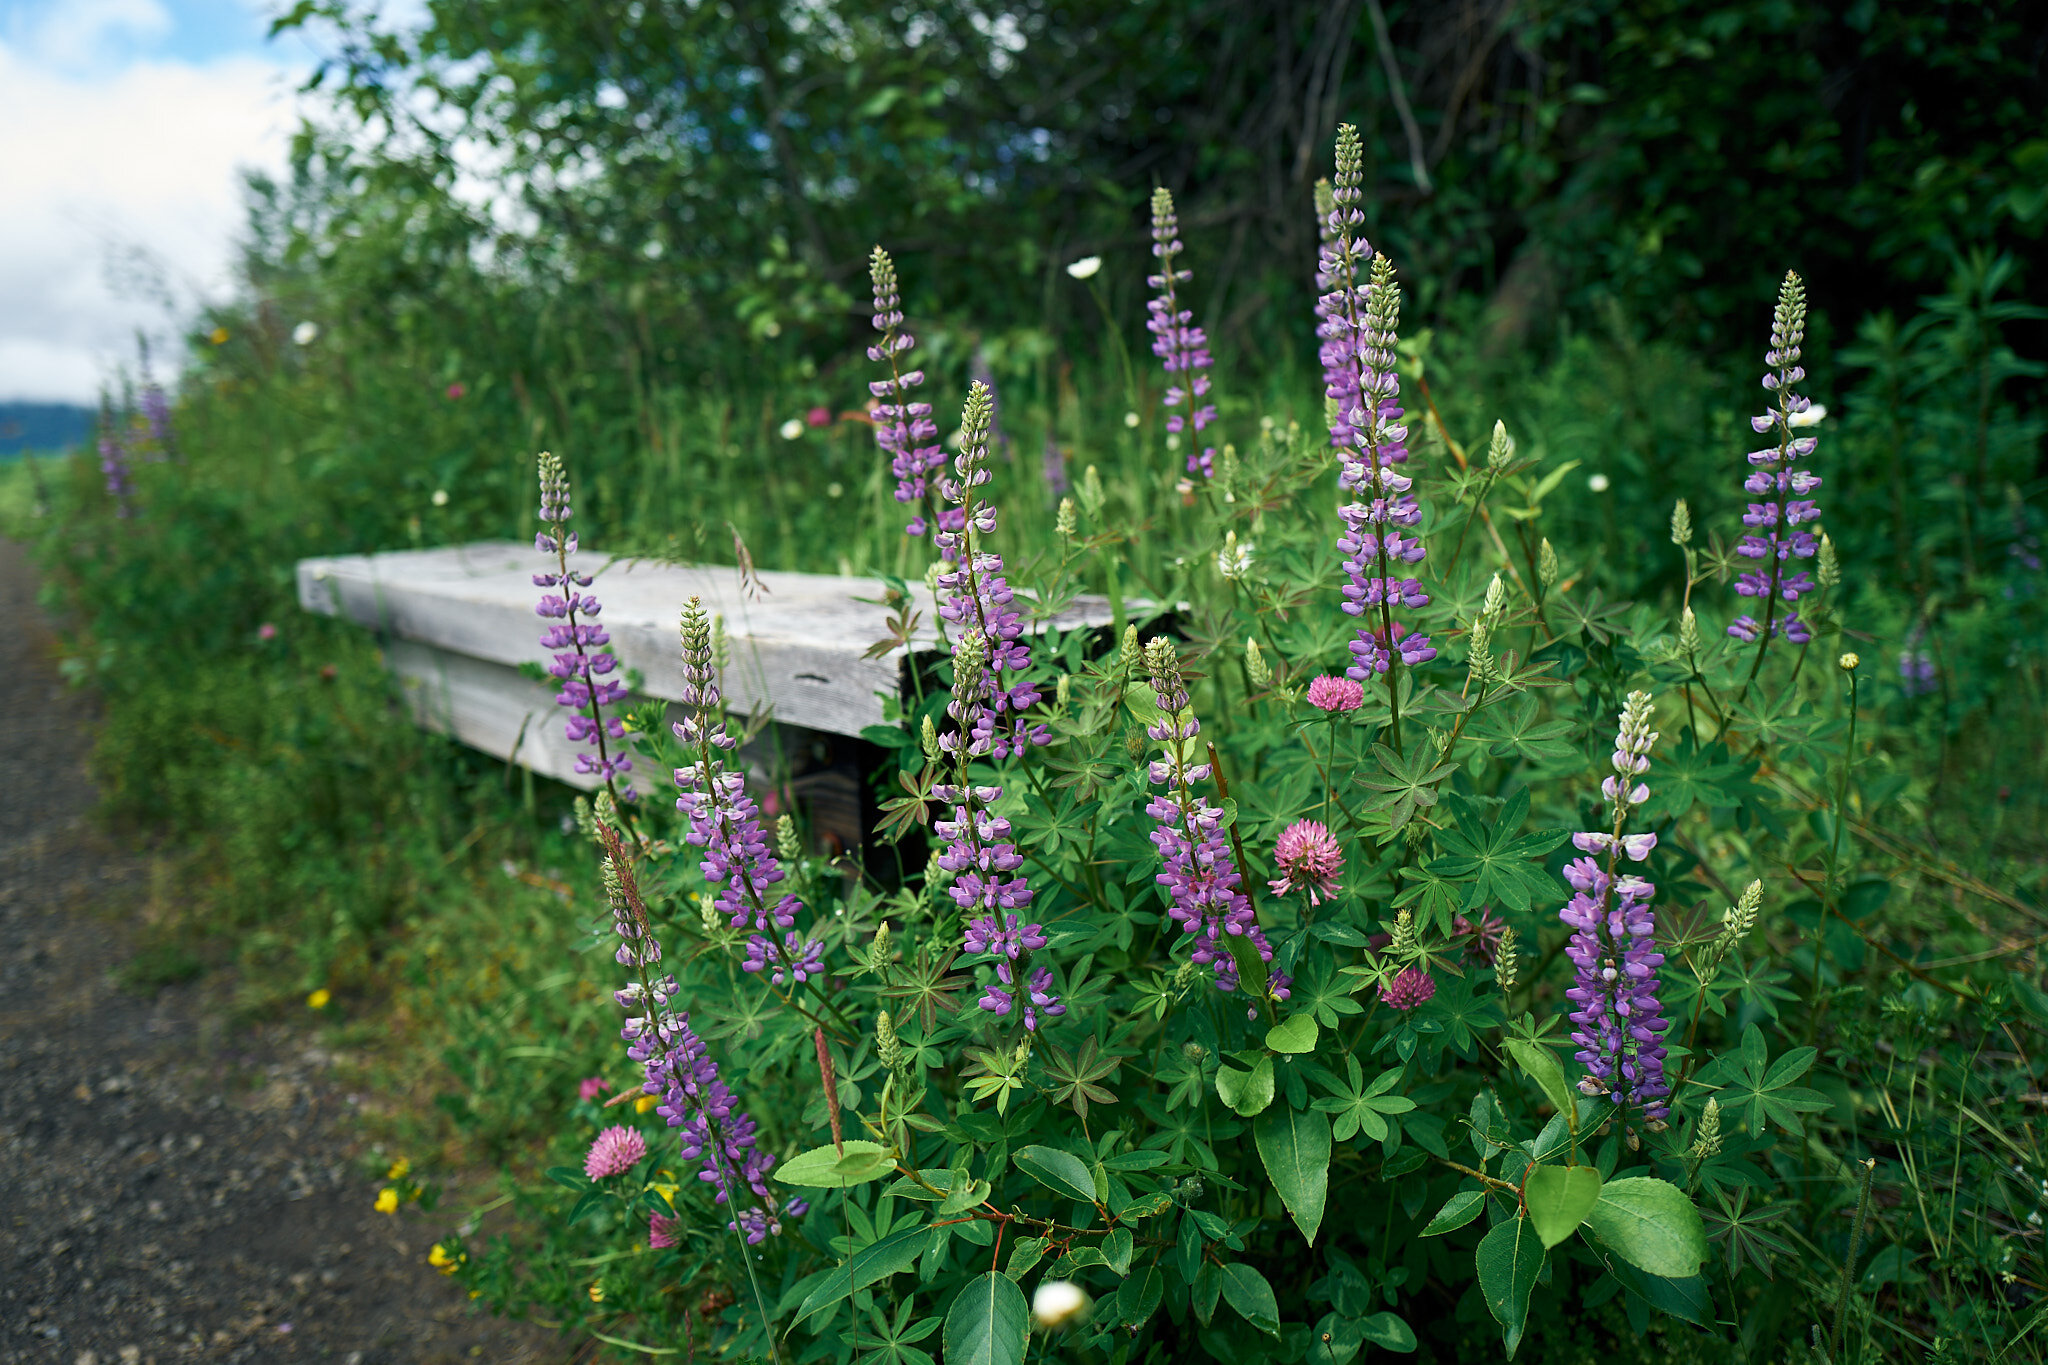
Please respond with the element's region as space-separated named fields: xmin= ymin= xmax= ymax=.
xmin=1701 ymin=1186 xmax=1796 ymax=1279
xmin=1042 ymin=1036 xmax=1124 ymax=1122
xmin=1356 ymin=741 xmax=1456 ymax=832
xmin=1691 ymin=1024 xmax=1833 ymax=1137
xmin=1309 ymin=1054 xmax=1415 ymax=1143
xmin=1636 ymin=733 xmax=1762 ymax=824
xmin=1548 ymin=586 xmax=1634 ymax=644
xmin=1469 ymin=695 xmax=1577 ymax=763
xmin=1423 ymin=789 xmax=1569 ymax=912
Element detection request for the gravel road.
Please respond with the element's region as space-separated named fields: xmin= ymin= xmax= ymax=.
xmin=0 ymin=539 xmax=563 ymax=1364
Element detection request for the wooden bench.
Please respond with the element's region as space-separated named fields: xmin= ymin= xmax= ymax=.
xmin=295 ymin=541 xmax=1113 ymax=848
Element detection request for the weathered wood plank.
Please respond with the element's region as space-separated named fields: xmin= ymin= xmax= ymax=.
xmin=297 ymin=541 xmax=1115 ymax=795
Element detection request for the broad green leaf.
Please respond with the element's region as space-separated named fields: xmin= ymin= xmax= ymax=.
xmin=1115 ymin=1268 xmax=1164 ymax=1327
xmin=795 ymin=1224 xmax=934 ymax=1324
xmin=1583 ymin=1177 xmax=1709 ymax=1279
xmin=1255 ymin=1105 xmax=1331 ymax=1245
xmin=1220 ymin=1263 xmax=1281 ymax=1336
xmin=776 ymin=1139 xmax=894 ymax=1187
xmin=1226 ymin=931 xmax=1273 ymax=1004
xmin=1216 ymin=1054 xmax=1276 ymax=1116
xmin=1421 ymin=1188 xmax=1486 ymax=1236
xmin=1014 ymin=1145 xmax=1099 ymax=1205
xmin=1503 ymin=1040 xmax=1576 ymax=1124
xmin=1266 ymin=1013 xmax=1321 ymax=1054
xmin=1361 ymin=1311 xmax=1418 ymax=1351
xmin=1475 ymin=1217 xmax=1545 ymax=1347
xmin=1308 ymin=1312 xmax=1365 ymax=1365
xmin=1523 ymin=1165 xmax=1602 ymax=1248
xmin=1102 ymin=1227 xmax=1134 ymax=1277
xmin=943 ymin=1270 xmax=1029 ymax=1365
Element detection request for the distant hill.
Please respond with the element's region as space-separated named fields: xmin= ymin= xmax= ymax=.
xmin=0 ymin=403 xmax=93 ymax=458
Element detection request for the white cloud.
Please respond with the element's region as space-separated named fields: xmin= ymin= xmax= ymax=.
xmin=0 ymin=30 xmax=303 ymax=401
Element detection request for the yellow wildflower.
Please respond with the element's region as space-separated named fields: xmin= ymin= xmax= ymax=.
xmin=374 ymin=1187 xmax=399 ymax=1214
xmin=209 ymin=327 xmax=230 ymax=345
xmin=634 ymin=1095 xmax=658 ymax=1114
xmin=387 ymin=1157 xmax=410 ymax=1180
xmin=428 ymin=1243 xmax=460 ymax=1275
xmin=307 ymin=988 xmax=331 ymax=1010
xmin=588 ymin=1282 xmax=605 ymax=1303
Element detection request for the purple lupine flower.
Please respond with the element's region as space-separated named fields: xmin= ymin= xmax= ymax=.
xmin=1142 ymin=637 xmax=1288 ymax=1006
xmin=933 ymin=385 xmax=1057 ymax=1026
xmin=1146 ymin=188 xmax=1219 ymax=478
xmin=534 ymin=453 xmax=635 ymax=801
xmin=673 ymin=597 xmax=817 ymax=985
xmin=1041 ymin=434 xmax=1069 ymax=497
xmin=1311 ymin=177 xmax=1359 ymax=454
xmin=598 ymin=825 xmax=806 ymax=1246
xmin=1322 ymin=127 xmax=1434 ymax=681
xmin=1729 ymin=271 xmax=1824 ymax=646
xmin=97 ymin=400 xmax=132 ymax=515
xmin=137 ymin=381 xmax=173 ymax=460
xmin=934 ymin=382 xmax=1049 ymax=761
xmin=866 ymin=247 xmax=952 ymax=539
xmin=1558 ymin=691 xmax=1671 ymax=1125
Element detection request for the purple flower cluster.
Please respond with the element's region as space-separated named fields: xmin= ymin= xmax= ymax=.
xmin=866 ymin=247 xmax=952 ymax=538
xmin=672 ymin=598 xmax=822 ymax=985
xmin=1558 ymin=691 xmax=1671 ymax=1124
xmin=1321 ymin=127 xmax=1434 ymax=680
xmin=1729 ymin=271 xmax=1824 ymax=645
xmin=934 ymin=383 xmax=1048 ymax=762
xmin=1146 ymin=188 xmax=1218 ymax=478
xmin=534 ymin=453 xmax=634 ymax=797
xmin=1142 ymin=637 xmax=1287 ymax=1005
xmin=934 ymin=386 xmax=1060 ymax=1029
xmin=600 ymin=827 xmax=804 ymax=1245
xmin=97 ymin=411 xmax=132 ymax=515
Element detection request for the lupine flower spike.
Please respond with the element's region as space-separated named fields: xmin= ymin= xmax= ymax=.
xmin=1322 ymin=127 xmax=1435 ymax=689
xmin=1558 ymin=691 xmax=1671 ymax=1125
xmin=935 ymin=383 xmax=1059 ymax=1029
xmin=1730 ymin=271 xmax=1824 ymax=649
xmin=97 ymin=398 xmax=132 ymax=515
xmin=1147 ymin=188 xmax=1218 ymax=478
xmin=674 ymin=598 xmax=823 ymax=990
xmin=534 ymin=453 xmax=635 ymax=804
xmin=1144 ymin=637 xmax=1288 ymax=1008
xmin=597 ymin=821 xmax=805 ymax=1244
xmin=866 ymin=247 xmax=951 ymax=538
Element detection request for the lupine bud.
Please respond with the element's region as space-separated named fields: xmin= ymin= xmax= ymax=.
xmin=1389 ymin=908 xmax=1418 ymax=957
xmin=1699 ymin=879 xmax=1762 ymax=976
xmin=1218 ymin=443 xmax=1239 ymax=500
xmin=1493 ymin=925 xmax=1519 ymax=994
xmin=1487 ymin=419 xmax=1512 ymax=470
xmin=1118 ymin=624 xmax=1142 ymax=678
xmin=1670 ymin=498 xmax=1693 ymax=546
xmin=711 ymin=612 xmax=730 ymax=673
xmin=1691 ymin=1097 xmax=1722 ymax=1161
xmin=1079 ymin=464 xmax=1106 ymax=517
xmin=1055 ymin=673 xmax=1072 ymax=710
xmin=776 ymin=814 xmax=802 ymax=865
xmin=920 ymin=715 xmax=939 ymax=761
xmin=1055 ymin=497 xmax=1078 ymax=538
xmin=876 ymin=1008 xmax=904 ymax=1073
xmin=1680 ymin=607 xmax=1702 ymax=657
xmin=1482 ymin=572 xmax=1507 ymax=620
xmin=1244 ymin=638 xmax=1272 ymax=691
xmin=573 ymin=796 xmax=599 ymax=843
xmin=1818 ymin=532 xmax=1840 ymax=588
xmin=1538 ymin=538 xmax=1559 ymax=588
xmin=924 ymin=559 xmax=947 ymax=598
xmin=1216 ymin=530 xmax=1253 ymax=580
xmin=871 ymin=921 xmax=892 ymax=970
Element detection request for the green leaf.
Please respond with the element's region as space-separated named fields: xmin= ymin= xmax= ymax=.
xmin=1356 ymin=741 xmax=1457 ymax=831
xmin=1421 ymin=1189 xmax=1486 ymax=1236
xmin=1215 ymin=1054 xmax=1276 ymax=1116
xmin=943 ymin=1270 xmax=1030 ymax=1365
xmin=1225 ymin=930 xmax=1272 ymax=1004
xmin=1102 ymin=1226 xmax=1134 ymax=1277
xmin=1503 ymin=1040 xmax=1576 ymax=1123
xmin=1583 ymin=1177 xmax=1709 ymax=1279
xmin=796 ymin=1225 xmax=934 ymax=1324
xmin=1255 ymin=1105 xmax=1331 ymax=1245
xmin=1266 ymin=1013 xmax=1321 ymax=1054
xmin=1361 ymin=1311 xmax=1418 ymax=1351
xmin=1422 ymin=790 xmax=1568 ymax=912
xmin=776 ymin=1140 xmax=895 ymax=1187
xmin=1524 ymin=1165 xmax=1602 ymax=1248
xmin=1114 ymin=1267 xmax=1164 ymax=1327
xmin=1219 ymin=1263 xmax=1281 ymax=1336
xmin=1013 ymin=1145 xmax=1099 ymax=1205
xmin=1476 ymin=1217 xmax=1545 ymax=1345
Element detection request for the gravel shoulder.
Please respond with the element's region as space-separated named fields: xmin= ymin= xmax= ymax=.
xmin=0 ymin=538 xmax=564 ymax=1365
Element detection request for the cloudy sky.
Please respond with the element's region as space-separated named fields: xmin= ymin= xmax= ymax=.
xmin=0 ymin=0 xmax=323 ymax=403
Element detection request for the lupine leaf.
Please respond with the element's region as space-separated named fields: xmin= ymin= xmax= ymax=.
xmin=1423 ymin=790 xmax=1568 ymax=912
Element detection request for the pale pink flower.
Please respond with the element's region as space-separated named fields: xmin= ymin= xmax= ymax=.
xmin=1305 ymin=675 xmax=1364 ymax=712
xmin=257 ymin=622 xmax=277 ymax=641
xmin=1269 ymin=819 xmax=1344 ymax=904
xmin=577 ymin=1076 xmax=610 ymax=1102
xmin=583 ymin=1125 xmax=647 ymax=1180
xmin=649 ymin=1212 xmax=680 ymax=1249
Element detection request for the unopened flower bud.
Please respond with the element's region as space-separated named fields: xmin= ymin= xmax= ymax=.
xmin=876 ymin=1008 xmax=904 ymax=1072
xmin=1079 ymin=464 xmax=1105 ymax=517
xmin=924 ymin=560 xmax=948 ymax=598
xmin=1055 ymin=497 xmax=1078 ymax=538
xmin=920 ymin=715 xmax=940 ymax=760
xmin=1538 ymin=538 xmax=1559 ymax=588
xmin=1244 ymin=638 xmax=1272 ymax=691
xmin=1218 ymin=443 xmax=1238 ymax=501
xmin=1118 ymin=624 xmax=1142 ymax=678
xmin=1482 ymin=572 xmax=1507 ymax=619
xmin=1487 ymin=419 xmax=1513 ymax=470
xmin=1691 ymin=1097 xmax=1722 ymax=1162
xmin=776 ymin=814 xmax=802 ymax=865
xmin=1493 ymin=926 xmax=1518 ymax=994
xmin=1055 ymin=673 xmax=1072 ymax=710
xmin=1838 ymin=652 xmax=1859 ymax=672
xmin=1818 ymin=533 xmax=1840 ymax=588
xmin=1389 ymin=908 xmax=1418 ymax=957
xmin=1680 ymin=607 xmax=1702 ymax=657
xmin=1670 ymin=499 xmax=1693 ymax=546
